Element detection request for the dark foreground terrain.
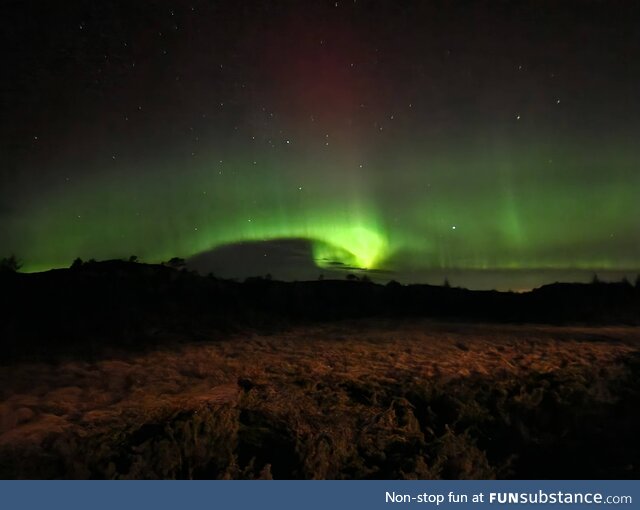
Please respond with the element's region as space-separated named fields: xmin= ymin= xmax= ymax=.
xmin=1 ymin=261 xmax=639 ymax=479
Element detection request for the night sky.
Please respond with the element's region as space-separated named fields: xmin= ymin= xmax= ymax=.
xmin=2 ymin=1 xmax=640 ymax=289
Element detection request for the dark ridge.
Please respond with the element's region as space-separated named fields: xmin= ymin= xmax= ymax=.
xmin=1 ymin=259 xmax=639 ymax=361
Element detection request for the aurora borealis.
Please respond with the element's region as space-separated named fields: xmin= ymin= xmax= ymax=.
xmin=2 ymin=1 xmax=640 ymax=288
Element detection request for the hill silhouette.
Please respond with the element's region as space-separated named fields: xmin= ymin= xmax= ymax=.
xmin=1 ymin=259 xmax=638 ymax=361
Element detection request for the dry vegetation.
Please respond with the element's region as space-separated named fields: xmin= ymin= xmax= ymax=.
xmin=1 ymin=320 xmax=639 ymax=479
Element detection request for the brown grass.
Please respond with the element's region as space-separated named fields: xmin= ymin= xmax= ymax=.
xmin=1 ymin=319 xmax=639 ymax=479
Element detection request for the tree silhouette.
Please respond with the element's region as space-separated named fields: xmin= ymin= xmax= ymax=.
xmin=165 ymin=257 xmax=186 ymax=269
xmin=70 ymin=257 xmax=84 ymax=269
xmin=0 ymin=255 xmax=22 ymax=272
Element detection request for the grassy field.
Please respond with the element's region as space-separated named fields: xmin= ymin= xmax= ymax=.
xmin=1 ymin=319 xmax=639 ymax=479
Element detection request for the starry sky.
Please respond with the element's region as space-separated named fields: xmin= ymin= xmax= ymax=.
xmin=2 ymin=0 xmax=640 ymax=289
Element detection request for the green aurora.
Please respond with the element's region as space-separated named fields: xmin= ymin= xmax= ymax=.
xmin=3 ymin=1 xmax=640 ymax=288
xmin=8 ymin=136 xmax=640 ymax=281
